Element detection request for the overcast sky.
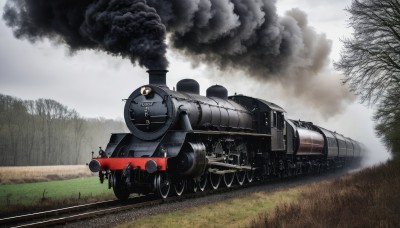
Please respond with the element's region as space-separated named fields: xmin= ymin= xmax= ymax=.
xmin=0 ymin=0 xmax=391 ymax=164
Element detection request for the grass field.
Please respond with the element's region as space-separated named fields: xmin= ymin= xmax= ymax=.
xmin=0 ymin=166 xmax=116 ymax=216
xmin=251 ymin=158 xmax=400 ymax=227
xmin=117 ymin=187 xmax=302 ymax=228
xmin=117 ymin=159 xmax=399 ymax=227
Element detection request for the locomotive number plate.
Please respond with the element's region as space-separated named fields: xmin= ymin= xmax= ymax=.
xmin=140 ymin=102 xmax=154 ymax=107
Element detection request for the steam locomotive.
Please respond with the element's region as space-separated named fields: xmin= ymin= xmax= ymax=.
xmin=88 ymin=70 xmax=363 ymax=200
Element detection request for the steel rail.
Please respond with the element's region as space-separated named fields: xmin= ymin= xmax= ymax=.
xmin=0 ymin=200 xmax=115 ymax=225
xmin=0 ymin=197 xmax=150 ymax=227
xmin=12 ymin=199 xmax=163 ymax=228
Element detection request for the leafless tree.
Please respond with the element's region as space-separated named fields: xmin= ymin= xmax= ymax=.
xmin=336 ymin=0 xmax=400 ymax=103
xmin=335 ymin=0 xmax=400 ymax=154
xmin=374 ymin=87 xmax=400 ymax=152
xmin=0 ymin=93 xmax=127 ymax=165
xmin=24 ymin=100 xmax=37 ymax=163
xmin=71 ymin=110 xmax=85 ymax=163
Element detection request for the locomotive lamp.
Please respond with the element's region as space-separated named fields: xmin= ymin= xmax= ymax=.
xmin=140 ymin=86 xmax=152 ymax=96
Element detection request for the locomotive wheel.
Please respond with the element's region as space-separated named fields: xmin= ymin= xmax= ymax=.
xmin=223 ymin=173 xmax=235 ymax=188
xmin=296 ymin=164 xmax=302 ymax=175
xmin=236 ymin=171 xmax=246 ymax=186
xmin=155 ymin=172 xmax=170 ymax=199
xmin=198 ymin=173 xmax=208 ymax=192
xmin=287 ymin=162 xmax=294 ymax=177
xmin=112 ymin=171 xmax=130 ymax=201
xmin=187 ymin=179 xmax=198 ymax=193
xmin=209 ymin=173 xmax=221 ymax=190
xmin=108 ymin=173 xmax=114 ymax=189
xmin=173 ymin=179 xmax=186 ymax=196
xmin=315 ymin=164 xmax=321 ymax=174
xmin=287 ymin=167 xmax=294 ymax=177
xmin=246 ymin=170 xmax=254 ymax=183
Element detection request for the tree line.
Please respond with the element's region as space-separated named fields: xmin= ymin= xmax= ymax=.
xmin=336 ymin=0 xmax=400 ymax=156
xmin=0 ymin=94 xmax=127 ymax=166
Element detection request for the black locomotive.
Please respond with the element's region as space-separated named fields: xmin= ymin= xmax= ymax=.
xmin=88 ymin=70 xmax=364 ymax=199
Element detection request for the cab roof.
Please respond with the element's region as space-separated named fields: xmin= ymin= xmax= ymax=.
xmin=229 ymin=95 xmax=286 ymax=112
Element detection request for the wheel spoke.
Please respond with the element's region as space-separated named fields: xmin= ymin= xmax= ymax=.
xmin=198 ymin=173 xmax=208 ymax=191
xmin=246 ymin=170 xmax=254 ymax=183
xmin=173 ymin=179 xmax=186 ymax=196
xmin=209 ymin=173 xmax=221 ymax=190
xmin=187 ymin=179 xmax=198 ymax=193
xmin=223 ymin=173 xmax=235 ymax=188
xmin=236 ymin=171 xmax=246 ymax=186
xmin=156 ymin=172 xmax=170 ymax=199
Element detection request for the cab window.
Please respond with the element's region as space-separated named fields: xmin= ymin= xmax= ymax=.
xmin=277 ymin=112 xmax=284 ymax=130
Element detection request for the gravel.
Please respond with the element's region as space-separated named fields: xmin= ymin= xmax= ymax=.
xmin=65 ymin=168 xmax=356 ymax=228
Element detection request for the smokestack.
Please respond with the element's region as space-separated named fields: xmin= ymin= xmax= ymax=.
xmin=148 ymin=70 xmax=168 ymax=86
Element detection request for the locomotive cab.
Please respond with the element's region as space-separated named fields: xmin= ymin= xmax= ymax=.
xmin=229 ymin=95 xmax=286 ymax=152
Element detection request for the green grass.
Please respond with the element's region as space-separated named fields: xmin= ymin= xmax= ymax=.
xmin=117 ymin=188 xmax=301 ymax=228
xmin=0 ymin=176 xmax=114 ymax=215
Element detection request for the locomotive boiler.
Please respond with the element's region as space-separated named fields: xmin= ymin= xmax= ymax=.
xmin=88 ymin=70 xmax=364 ymax=200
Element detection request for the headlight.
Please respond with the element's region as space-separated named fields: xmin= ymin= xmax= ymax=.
xmin=140 ymin=86 xmax=152 ymax=96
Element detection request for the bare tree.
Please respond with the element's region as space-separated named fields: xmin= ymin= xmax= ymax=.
xmin=0 ymin=93 xmax=127 ymax=165
xmin=335 ymin=0 xmax=400 ymax=103
xmin=335 ymin=0 xmax=400 ymax=154
xmin=374 ymin=87 xmax=400 ymax=152
xmin=24 ymin=100 xmax=37 ymax=163
xmin=0 ymin=95 xmax=28 ymax=165
xmin=71 ymin=111 xmax=85 ymax=164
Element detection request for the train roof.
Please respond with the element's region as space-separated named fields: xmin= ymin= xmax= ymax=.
xmin=229 ymin=95 xmax=286 ymax=112
xmin=255 ymin=98 xmax=286 ymax=112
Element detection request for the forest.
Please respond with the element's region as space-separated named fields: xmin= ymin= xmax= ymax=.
xmin=0 ymin=94 xmax=127 ymax=166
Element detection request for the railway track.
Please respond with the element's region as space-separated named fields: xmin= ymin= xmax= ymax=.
xmin=0 ymin=178 xmax=262 ymax=227
xmin=0 ymin=197 xmax=154 ymax=227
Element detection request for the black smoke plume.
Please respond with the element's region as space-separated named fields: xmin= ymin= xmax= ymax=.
xmin=3 ymin=0 xmax=168 ymax=69
xmin=4 ymin=0 xmax=327 ymax=74
xmin=149 ymin=0 xmax=301 ymax=75
xmin=3 ymin=0 xmax=353 ymax=118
